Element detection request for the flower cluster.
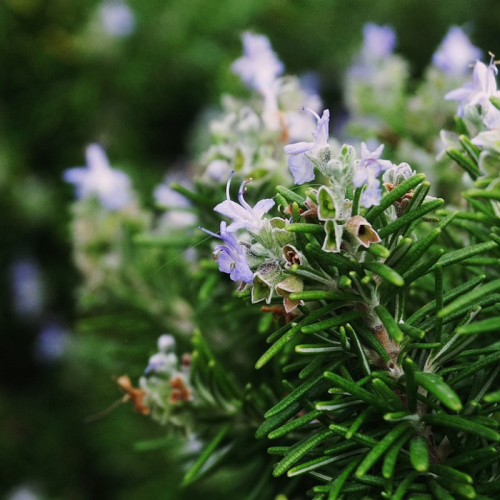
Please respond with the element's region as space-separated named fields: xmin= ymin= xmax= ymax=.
xmin=64 ymin=144 xmax=134 ymax=210
xmin=201 ymin=103 xmax=416 ymax=313
xmin=139 ymin=334 xmax=194 ymax=425
xmin=200 ymin=32 xmax=321 ymax=183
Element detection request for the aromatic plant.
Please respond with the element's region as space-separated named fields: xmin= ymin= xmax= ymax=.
xmin=66 ymin=26 xmax=500 ymax=499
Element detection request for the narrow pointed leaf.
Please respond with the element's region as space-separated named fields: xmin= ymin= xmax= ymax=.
xmin=355 ymin=423 xmax=411 ymax=477
xmin=273 ymin=428 xmax=335 ymax=477
xmin=366 ymin=173 xmax=426 ymax=223
xmin=431 ymin=241 xmax=497 ymax=271
xmin=422 ymin=413 xmax=500 ymax=441
xmin=382 ymin=428 xmax=414 ymax=478
xmin=255 ymin=303 xmax=338 ymax=369
xmin=324 ymin=371 xmax=385 ymax=410
xmin=288 ymin=291 xmax=362 ymax=302
xmin=374 ymin=305 xmax=403 ymax=342
xmin=413 ymin=371 xmax=462 ymax=411
xmin=410 ymin=435 xmax=429 ymax=471
xmin=457 ymin=317 xmax=500 ymax=335
xmin=377 ymin=199 xmax=444 ymax=239
xmin=182 ymin=424 xmax=231 ymax=486
xmin=438 ymin=278 xmax=500 ymax=318
xmin=301 ymin=311 xmax=364 ymax=334
xmin=363 ymin=262 xmax=404 ymax=287
xmin=276 ymin=185 xmax=306 ymax=208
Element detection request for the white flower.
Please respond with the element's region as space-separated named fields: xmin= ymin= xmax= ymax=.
xmin=232 ymin=32 xmax=284 ymax=95
xmin=445 ymin=58 xmax=500 ymax=129
xmin=353 ymin=143 xmax=393 ymax=208
xmin=432 ymin=27 xmax=481 ymax=76
xmin=64 ymin=144 xmax=133 ymax=210
xmin=213 ymin=172 xmax=274 ymax=233
xmin=284 ymin=109 xmax=330 ymax=184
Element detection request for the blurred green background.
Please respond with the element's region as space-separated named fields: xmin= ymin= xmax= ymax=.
xmin=1 ymin=0 xmax=499 ymax=498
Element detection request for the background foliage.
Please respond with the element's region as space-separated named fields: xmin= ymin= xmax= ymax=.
xmin=2 ymin=0 xmax=500 ymax=498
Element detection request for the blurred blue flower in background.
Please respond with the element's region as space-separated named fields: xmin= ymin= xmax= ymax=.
xmin=231 ymin=32 xmax=284 ymax=95
xmin=35 ymin=322 xmax=68 ymax=363
xmin=10 ymin=258 xmax=44 ymax=318
xmin=362 ymin=23 xmax=396 ymax=59
xmin=432 ymin=26 xmax=482 ymax=75
xmin=98 ymin=0 xmax=136 ymax=38
xmin=64 ymin=144 xmax=133 ymax=210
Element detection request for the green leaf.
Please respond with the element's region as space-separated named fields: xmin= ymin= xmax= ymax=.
xmin=490 ymin=95 xmax=500 ymax=110
xmin=414 ymin=371 xmax=462 ymax=411
xmin=446 ymin=446 xmax=497 ymax=467
xmin=385 ymin=237 xmax=413 ymax=268
xmin=182 ymin=424 xmax=231 ymax=486
xmin=430 ymin=464 xmax=472 ymax=485
xmin=399 ymin=323 xmax=425 ymax=339
xmin=446 ymin=148 xmax=481 ymax=180
xmin=365 ymin=173 xmax=426 ymax=223
xmin=377 ymin=199 xmax=444 ymax=239
xmin=403 ymin=358 xmax=417 ymax=413
xmin=422 ymin=413 xmax=500 ymax=441
xmin=346 ymin=325 xmax=371 ymax=376
xmin=407 ymin=275 xmax=485 ymax=325
xmin=439 ymin=278 xmax=500 ymax=318
xmin=395 ymin=229 xmax=441 ymax=276
xmin=346 ymin=407 xmax=374 ymax=439
xmin=272 ymin=428 xmax=335 ymax=477
xmin=372 ymin=378 xmax=406 ymax=411
xmin=286 ymin=223 xmax=325 ymax=234
xmin=457 ymin=316 xmax=500 ymax=335
xmin=374 ymin=305 xmax=403 ymax=342
xmin=363 ymin=262 xmax=404 ymax=287
xmin=301 ymin=311 xmax=365 ymax=334
xmin=367 ymin=243 xmax=390 ymax=259
xmin=305 ymin=243 xmax=356 ymax=274
xmin=325 ymin=457 xmax=363 ymax=499
xmin=392 ymin=471 xmax=420 ymax=500
xmin=265 ymin=360 xmax=339 ymax=417
xmin=276 ymin=185 xmax=306 ymax=208
xmin=255 ymin=303 xmax=339 ymax=369
xmin=427 ymin=478 xmax=455 ymax=500
xmin=382 ymin=428 xmax=413 ymax=479
xmin=355 ymin=423 xmax=411 ymax=477
xmin=431 ymin=241 xmax=498 ymax=271
xmin=288 ymin=290 xmax=362 ymax=302
xmin=287 ymin=448 xmax=364 ymax=477
xmin=268 ymin=409 xmax=324 ymax=439
xmin=351 ymin=322 xmax=391 ymax=362
xmin=410 ymin=435 xmax=429 ymax=471
xmin=295 ymin=344 xmax=343 ymax=354
xmin=448 ymin=349 xmax=500 ymax=386
xmin=324 ymin=371 xmax=386 ymax=410
xmin=459 ymin=135 xmax=481 ymax=162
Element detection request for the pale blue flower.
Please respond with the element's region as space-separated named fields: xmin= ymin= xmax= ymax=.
xmin=284 ymin=109 xmax=330 ymax=184
xmin=99 ymin=0 xmax=135 ymax=37
xmin=64 ymin=144 xmax=133 ymax=210
xmin=145 ymin=352 xmax=178 ymax=375
xmin=232 ymin=32 xmax=284 ymax=95
xmin=445 ymin=58 xmax=500 ymax=129
xmin=199 ymin=222 xmax=254 ymax=283
xmin=362 ymin=23 xmax=396 ymax=59
xmin=353 ymin=143 xmax=393 ymax=208
xmin=432 ymin=27 xmax=481 ymax=76
xmin=35 ymin=322 xmax=68 ymax=363
xmin=214 ymin=171 xmax=274 ymax=233
xmin=11 ymin=259 xmax=43 ymax=317
xmin=154 ymin=173 xmax=191 ymax=208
